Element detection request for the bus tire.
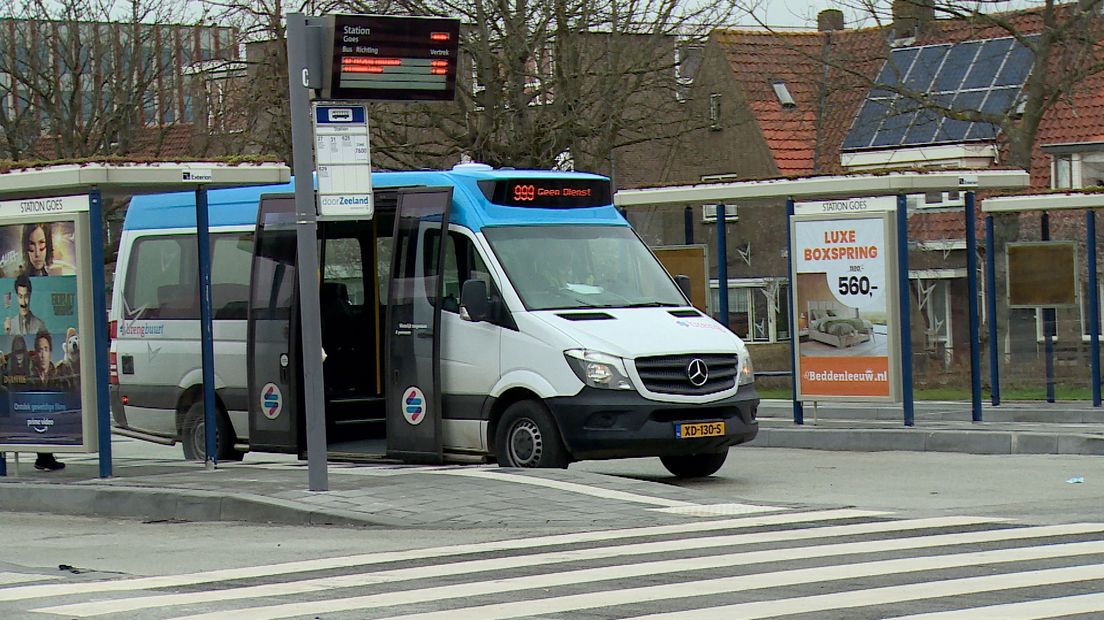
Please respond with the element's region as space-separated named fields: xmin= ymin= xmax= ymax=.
xmin=182 ymin=402 xmax=245 ymax=462
xmin=494 ymin=400 xmax=569 ymax=469
xmin=660 ymin=451 xmax=728 ymax=478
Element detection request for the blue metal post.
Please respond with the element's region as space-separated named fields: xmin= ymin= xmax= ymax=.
xmin=684 ymin=206 xmax=694 ymax=245
xmin=965 ymin=192 xmax=982 ymax=422
xmin=0 ymin=452 xmax=6 ymax=476
xmin=1041 ymin=212 xmax=1055 ymax=403
xmin=1088 ymin=209 xmax=1101 ymax=407
xmin=897 ymin=194 xmax=914 ymax=426
xmin=985 ymin=215 xmax=1000 ymax=405
xmin=785 ymin=198 xmax=803 ymax=424
xmin=195 ymin=187 xmax=218 ymax=468
xmin=89 ymin=189 xmax=112 ymax=478
xmin=716 ymin=203 xmax=729 ymax=329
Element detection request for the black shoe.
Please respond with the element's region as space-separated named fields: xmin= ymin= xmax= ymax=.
xmin=34 ymin=456 xmax=65 ymax=472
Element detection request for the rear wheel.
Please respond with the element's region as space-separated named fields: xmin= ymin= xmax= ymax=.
xmin=494 ymin=400 xmax=569 ymax=469
xmin=660 ymin=451 xmax=728 ymax=478
xmin=182 ymin=401 xmax=245 ymax=462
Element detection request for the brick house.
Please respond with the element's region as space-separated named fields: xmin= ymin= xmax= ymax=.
xmin=623 ymin=4 xmax=1104 ymax=385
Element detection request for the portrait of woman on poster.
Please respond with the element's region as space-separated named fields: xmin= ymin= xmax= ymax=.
xmin=21 ymin=222 xmax=61 ymax=277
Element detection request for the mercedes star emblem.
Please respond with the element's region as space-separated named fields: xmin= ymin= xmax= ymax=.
xmin=686 ymin=358 xmax=709 ymax=387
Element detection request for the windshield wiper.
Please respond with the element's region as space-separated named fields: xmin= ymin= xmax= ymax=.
xmin=606 ymin=301 xmax=677 ymax=308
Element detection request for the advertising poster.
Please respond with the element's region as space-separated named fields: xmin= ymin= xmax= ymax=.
xmin=0 ymin=219 xmax=85 ymax=446
xmin=792 ymin=212 xmax=899 ymax=401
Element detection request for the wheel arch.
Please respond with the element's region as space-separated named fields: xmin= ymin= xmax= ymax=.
xmin=486 ymin=388 xmax=575 ymax=458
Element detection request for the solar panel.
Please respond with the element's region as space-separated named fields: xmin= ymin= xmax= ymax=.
xmin=842 ymin=36 xmax=1034 ymax=151
xmin=841 ymin=99 xmax=887 ymax=150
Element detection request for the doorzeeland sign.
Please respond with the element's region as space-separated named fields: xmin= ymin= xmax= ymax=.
xmin=791 ymin=207 xmax=901 ymax=402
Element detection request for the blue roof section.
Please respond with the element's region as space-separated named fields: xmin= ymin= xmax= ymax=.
xmin=124 ymin=167 xmax=626 ymax=232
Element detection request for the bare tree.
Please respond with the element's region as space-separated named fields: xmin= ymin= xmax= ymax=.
xmin=333 ymin=0 xmax=738 ymax=176
xmin=0 ymin=0 xmax=196 ymax=160
xmin=738 ymin=0 xmax=1104 ymax=172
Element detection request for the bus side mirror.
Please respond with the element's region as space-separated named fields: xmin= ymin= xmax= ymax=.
xmin=461 ymin=279 xmax=490 ymax=322
xmin=675 ymin=274 xmax=692 ymax=300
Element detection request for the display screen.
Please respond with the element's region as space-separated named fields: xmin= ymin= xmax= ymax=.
xmin=479 ymin=179 xmax=613 ymax=209
xmin=329 ymin=14 xmax=460 ymax=101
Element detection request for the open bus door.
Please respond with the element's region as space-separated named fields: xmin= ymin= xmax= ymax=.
xmin=385 ymin=187 xmax=453 ymax=463
xmin=248 ymin=193 xmax=391 ymax=457
xmin=247 ymin=195 xmax=301 ymax=452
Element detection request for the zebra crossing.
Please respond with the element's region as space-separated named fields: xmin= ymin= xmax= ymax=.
xmin=2 ymin=507 xmax=1103 ymax=619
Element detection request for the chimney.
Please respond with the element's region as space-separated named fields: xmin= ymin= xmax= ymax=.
xmin=817 ymin=9 xmax=845 ymax=32
xmin=892 ymin=0 xmax=935 ymax=37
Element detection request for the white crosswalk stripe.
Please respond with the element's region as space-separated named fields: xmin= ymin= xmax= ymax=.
xmin=3 ymin=509 xmax=1102 ymax=620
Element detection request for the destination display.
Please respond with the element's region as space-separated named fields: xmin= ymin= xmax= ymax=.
xmin=480 ymin=179 xmax=613 ymax=209
xmin=326 ymin=14 xmax=460 ymax=101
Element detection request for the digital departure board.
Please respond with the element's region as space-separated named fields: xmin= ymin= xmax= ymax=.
xmin=479 ymin=179 xmax=613 ymax=209
xmin=325 ymin=14 xmax=460 ymax=101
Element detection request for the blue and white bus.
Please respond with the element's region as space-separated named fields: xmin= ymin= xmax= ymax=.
xmin=109 ymin=163 xmax=759 ymax=477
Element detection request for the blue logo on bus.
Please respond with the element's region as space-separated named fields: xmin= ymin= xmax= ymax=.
xmin=261 ymin=383 xmax=283 ymax=420
xmin=403 ymin=387 xmax=426 ymax=425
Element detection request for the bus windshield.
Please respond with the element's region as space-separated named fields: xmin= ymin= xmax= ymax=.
xmin=483 ymin=225 xmax=686 ymax=311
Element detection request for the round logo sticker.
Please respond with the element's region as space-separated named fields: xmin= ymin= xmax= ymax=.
xmin=402 ymin=386 xmax=426 ymax=425
xmin=260 ymin=382 xmax=283 ymax=420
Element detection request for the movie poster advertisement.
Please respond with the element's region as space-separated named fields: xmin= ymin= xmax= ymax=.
xmin=791 ymin=210 xmax=900 ymax=402
xmin=0 ymin=219 xmax=85 ymax=447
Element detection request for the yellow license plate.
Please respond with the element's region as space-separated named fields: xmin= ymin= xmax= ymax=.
xmin=676 ymin=421 xmax=725 ymax=439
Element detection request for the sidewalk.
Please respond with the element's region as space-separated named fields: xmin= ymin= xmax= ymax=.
xmin=753 ymin=399 xmax=1104 ymax=455
xmin=1 ymin=400 xmax=1100 ymax=529
xmin=0 ymin=447 xmax=795 ymax=529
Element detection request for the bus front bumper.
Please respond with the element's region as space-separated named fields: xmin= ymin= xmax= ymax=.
xmin=545 ymin=385 xmax=759 ymax=461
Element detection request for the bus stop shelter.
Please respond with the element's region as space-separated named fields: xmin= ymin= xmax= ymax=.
xmin=982 ymin=192 xmax=1103 ymax=408
xmin=0 ymin=162 xmax=291 ymax=478
xmin=614 ymin=169 xmax=1030 ymax=426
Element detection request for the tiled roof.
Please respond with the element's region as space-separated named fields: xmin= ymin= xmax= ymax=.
xmin=714 ymin=28 xmax=888 ymax=176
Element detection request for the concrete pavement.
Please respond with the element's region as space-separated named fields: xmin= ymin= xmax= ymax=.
xmin=754 ymin=399 xmax=1104 ymax=455
xmin=0 ymin=399 xmax=1100 ymax=528
xmin=0 ymin=444 xmax=795 ymax=529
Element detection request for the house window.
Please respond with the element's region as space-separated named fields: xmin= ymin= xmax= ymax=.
xmin=1053 ymin=154 xmax=1075 ymax=189
xmin=914 ymin=278 xmax=952 ymax=355
xmin=709 ymin=93 xmax=721 ymax=130
xmin=709 ymin=279 xmax=790 ymax=343
xmin=1080 ymin=281 xmax=1104 ymax=342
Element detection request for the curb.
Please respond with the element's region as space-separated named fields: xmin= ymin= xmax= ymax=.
xmin=750 ymin=427 xmax=1104 ymax=455
xmin=0 ymin=482 xmax=393 ymax=527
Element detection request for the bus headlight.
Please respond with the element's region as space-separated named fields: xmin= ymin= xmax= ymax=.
xmin=737 ymin=346 xmax=755 ymax=386
xmin=564 ymin=349 xmax=634 ymax=390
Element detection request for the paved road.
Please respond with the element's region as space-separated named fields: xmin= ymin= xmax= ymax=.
xmin=3 ymin=506 xmax=1104 ymax=618
xmin=577 ymin=446 xmax=1104 ymax=524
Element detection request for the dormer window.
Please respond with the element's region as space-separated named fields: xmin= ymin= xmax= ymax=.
xmin=772 ymin=81 xmax=796 ymax=109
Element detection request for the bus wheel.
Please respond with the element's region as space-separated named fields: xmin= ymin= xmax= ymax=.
xmin=660 ymin=451 xmax=728 ymax=478
xmin=495 ymin=401 xmax=569 ymax=469
xmin=182 ymin=402 xmax=245 ymax=462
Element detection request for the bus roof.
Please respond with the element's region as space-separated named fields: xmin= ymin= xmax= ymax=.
xmin=123 ymin=165 xmax=626 ymax=231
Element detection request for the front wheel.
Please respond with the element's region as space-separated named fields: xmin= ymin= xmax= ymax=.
xmin=181 ymin=402 xmax=245 ymax=462
xmin=660 ymin=451 xmax=728 ymax=478
xmin=494 ymin=400 xmax=570 ymax=469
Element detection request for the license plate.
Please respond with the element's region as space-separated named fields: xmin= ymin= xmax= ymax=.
xmin=676 ymin=421 xmax=725 ymax=439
